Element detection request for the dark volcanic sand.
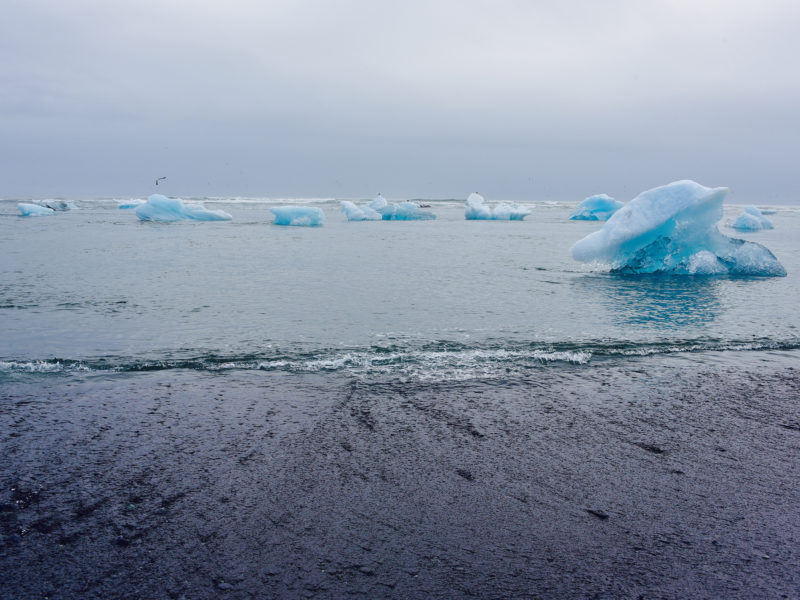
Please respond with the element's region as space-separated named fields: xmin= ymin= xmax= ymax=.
xmin=1 ymin=352 xmax=799 ymax=599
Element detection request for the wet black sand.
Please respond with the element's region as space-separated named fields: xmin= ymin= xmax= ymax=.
xmin=1 ymin=352 xmax=799 ymax=599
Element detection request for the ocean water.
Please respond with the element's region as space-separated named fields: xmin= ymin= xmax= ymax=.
xmin=1 ymin=196 xmax=799 ymax=381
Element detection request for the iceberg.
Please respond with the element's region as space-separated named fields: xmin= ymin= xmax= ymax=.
xmin=135 ymin=194 xmax=232 ymax=222
xmin=342 ymin=195 xmax=436 ymax=221
xmin=465 ymin=193 xmax=530 ymax=220
xmin=18 ymin=203 xmax=55 ymax=217
xmin=730 ymin=205 xmax=774 ymax=231
xmin=340 ymin=200 xmax=381 ymax=221
xmin=571 ymin=180 xmax=786 ymax=276
xmin=271 ymin=205 xmax=324 ymax=226
xmin=569 ymin=194 xmax=623 ymax=221
xmin=379 ymin=201 xmax=436 ymax=221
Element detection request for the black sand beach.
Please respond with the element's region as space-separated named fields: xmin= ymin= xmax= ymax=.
xmin=2 ymin=352 xmax=799 ymax=599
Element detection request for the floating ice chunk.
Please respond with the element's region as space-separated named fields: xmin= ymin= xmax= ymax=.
xmin=135 ymin=194 xmax=232 ymax=222
xmin=18 ymin=203 xmax=55 ymax=217
xmin=119 ymin=199 xmax=145 ymax=209
xmin=465 ymin=193 xmax=492 ymax=219
xmin=378 ymin=201 xmax=436 ymax=221
xmin=569 ymin=194 xmax=623 ymax=221
xmin=340 ymin=200 xmax=381 ymax=221
xmin=492 ymin=202 xmax=530 ymax=220
xmin=730 ymin=205 xmax=774 ymax=231
xmin=345 ymin=195 xmax=436 ymax=221
xmin=571 ymin=180 xmax=786 ymax=276
xmin=271 ymin=205 xmax=324 ymax=226
xmin=465 ymin=193 xmax=529 ymax=220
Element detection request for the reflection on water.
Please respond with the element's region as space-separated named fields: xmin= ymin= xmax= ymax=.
xmin=572 ymin=274 xmax=724 ymax=328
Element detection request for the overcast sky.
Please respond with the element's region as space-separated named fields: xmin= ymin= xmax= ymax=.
xmin=2 ymin=0 xmax=799 ymax=202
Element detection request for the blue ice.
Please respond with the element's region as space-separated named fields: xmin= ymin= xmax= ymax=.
xmin=342 ymin=195 xmax=435 ymax=221
xmin=465 ymin=193 xmax=530 ymax=220
xmin=271 ymin=206 xmax=325 ymax=226
xmin=379 ymin=201 xmax=436 ymax=221
xmin=571 ymin=180 xmax=786 ymax=276
xmin=340 ymin=200 xmax=381 ymax=221
xmin=569 ymin=194 xmax=623 ymax=221
xmin=18 ymin=203 xmax=55 ymax=217
xmin=135 ymin=195 xmax=232 ymax=222
xmin=730 ymin=205 xmax=774 ymax=231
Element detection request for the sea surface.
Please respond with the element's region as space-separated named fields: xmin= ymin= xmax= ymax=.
xmin=1 ymin=196 xmax=799 ymax=381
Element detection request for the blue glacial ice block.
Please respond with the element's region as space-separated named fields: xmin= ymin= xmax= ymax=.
xmin=377 ymin=201 xmax=436 ymax=221
xmin=340 ymin=200 xmax=381 ymax=221
xmin=569 ymin=194 xmax=623 ymax=221
xmin=571 ymin=180 xmax=786 ymax=276
xmin=465 ymin=193 xmax=529 ymax=220
xmin=385 ymin=202 xmax=436 ymax=220
xmin=271 ymin=205 xmax=325 ymax=226
xmin=18 ymin=203 xmax=55 ymax=217
xmin=730 ymin=205 xmax=774 ymax=231
xmin=135 ymin=194 xmax=232 ymax=222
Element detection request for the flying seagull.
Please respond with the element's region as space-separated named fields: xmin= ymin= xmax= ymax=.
xmin=155 ymin=176 xmax=167 ymax=186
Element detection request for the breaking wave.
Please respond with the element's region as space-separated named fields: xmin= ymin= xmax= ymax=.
xmin=2 ymin=337 xmax=798 ymax=382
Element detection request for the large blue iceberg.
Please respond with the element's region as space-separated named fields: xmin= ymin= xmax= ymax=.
xmin=271 ymin=205 xmax=325 ymax=226
xmin=340 ymin=200 xmax=381 ymax=221
xmin=569 ymin=194 xmax=623 ymax=221
xmin=18 ymin=203 xmax=55 ymax=217
xmin=465 ymin=193 xmax=530 ymax=220
xmin=571 ymin=180 xmax=786 ymax=276
xmin=135 ymin=194 xmax=232 ymax=222
xmin=730 ymin=205 xmax=774 ymax=231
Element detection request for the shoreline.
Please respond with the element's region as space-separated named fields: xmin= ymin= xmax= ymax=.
xmin=2 ymin=352 xmax=799 ymax=599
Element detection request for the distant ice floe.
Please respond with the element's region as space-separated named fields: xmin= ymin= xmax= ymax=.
xmin=729 ymin=205 xmax=774 ymax=231
xmin=18 ymin=203 xmax=56 ymax=217
xmin=571 ymin=180 xmax=786 ymax=276
xmin=342 ymin=194 xmax=436 ymax=221
xmin=135 ymin=194 xmax=232 ymax=222
xmin=569 ymin=194 xmax=623 ymax=221
xmin=271 ymin=206 xmax=325 ymax=226
xmin=465 ymin=193 xmax=530 ymax=220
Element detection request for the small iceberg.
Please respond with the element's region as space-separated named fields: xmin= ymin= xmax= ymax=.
xmin=379 ymin=201 xmax=436 ymax=221
xmin=569 ymin=194 xmax=623 ymax=221
xmin=571 ymin=180 xmax=786 ymax=276
xmin=271 ymin=206 xmax=324 ymax=226
xmin=371 ymin=194 xmax=436 ymax=220
xmin=730 ymin=205 xmax=774 ymax=231
xmin=18 ymin=203 xmax=55 ymax=217
xmin=341 ymin=195 xmax=436 ymax=221
xmin=135 ymin=194 xmax=232 ymax=222
xmin=340 ymin=200 xmax=381 ymax=221
xmin=465 ymin=193 xmax=530 ymax=220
